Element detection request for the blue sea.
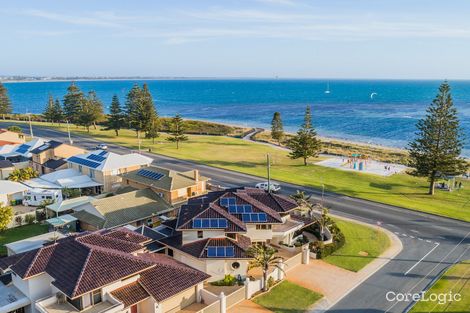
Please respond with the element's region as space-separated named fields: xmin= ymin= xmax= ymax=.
xmin=4 ymin=79 xmax=470 ymax=156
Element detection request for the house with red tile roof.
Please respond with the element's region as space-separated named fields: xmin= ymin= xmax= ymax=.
xmin=0 ymin=227 xmax=209 ymax=313
xmin=156 ymin=187 xmax=314 ymax=281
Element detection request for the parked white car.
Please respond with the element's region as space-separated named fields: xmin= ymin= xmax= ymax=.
xmin=255 ymin=182 xmax=281 ymax=192
xmin=95 ymin=143 xmax=108 ymax=150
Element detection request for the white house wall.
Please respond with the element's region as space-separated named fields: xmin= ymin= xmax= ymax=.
xmin=245 ymin=225 xmax=273 ymax=242
xmin=182 ymin=230 xmax=225 ymax=245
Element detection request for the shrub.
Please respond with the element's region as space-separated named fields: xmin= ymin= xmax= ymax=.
xmin=15 ymin=215 xmax=23 ymax=227
xmin=7 ymin=126 xmax=22 ymax=133
xmin=25 ymin=214 xmax=36 ymax=225
xmin=210 ymin=275 xmax=237 ymax=286
xmin=309 ymin=219 xmax=346 ymax=259
xmin=267 ymin=276 xmax=275 ymax=289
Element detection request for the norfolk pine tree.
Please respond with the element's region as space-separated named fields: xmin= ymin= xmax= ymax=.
xmin=287 ymin=105 xmax=321 ymax=165
xmin=105 ymin=95 xmax=125 ymax=136
xmin=43 ymin=95 xmax=56 ymax=123
xmin=0 ymin=82 xmax=12 ymax=119
xmin=408 ymin=81 xmax=468 ymax=195
xmin=167 ymin=114 xmax=188 ymax=149
xmin=271 ymin=111 xmax=284 ymax=145
xmin=52 ymin=99 xmax=64 ymax=124
xmin=63 ymin=82 xmax=84 ymax=124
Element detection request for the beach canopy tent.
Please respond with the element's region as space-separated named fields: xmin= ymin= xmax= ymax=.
xmin=23 ymin=168 xmax=102 ymax=190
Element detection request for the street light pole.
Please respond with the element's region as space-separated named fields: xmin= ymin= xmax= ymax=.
xmin=28 ymin=113 xmax=34 ymax=138
xmin=267 ymin=153 xmax=271 ymax=193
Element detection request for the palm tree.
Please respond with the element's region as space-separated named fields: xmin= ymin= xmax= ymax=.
xmin=290 ymin=190 xmax=331 ymax=241
xmin=8 ymin=167 xmax=39 ymax=182
xmin=247 ymin=244 xmax=284 ymax=291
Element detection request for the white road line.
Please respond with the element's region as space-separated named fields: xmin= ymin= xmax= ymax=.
xmin=394 ymin=232 xmax=400 ymax=235
xmin=404 ymin=242 xmax=440 ymax=276
xmin=386 ymin=230 xmax=470 ymax=313
xmin=409 ymin=236 xmax=415 ymax=239
xmin=437 ymin=236 xmax=447 ymax=240
xmin=418 ymin=238 xmax=423 ymax=241
xmin=402 ymin=233 xmax=408 ymax=237
xmin=410 ymin=229 xmax=420 ymax=234
xmin=426 ymin=240 xmax=432 ymax=243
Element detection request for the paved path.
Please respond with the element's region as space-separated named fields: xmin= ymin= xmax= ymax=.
xmin=288 ymin=216 xmax=403 ymax=312
xmin=227 ymin=300 xmax=271 ymax=313
xmin=5 ymin=122 xmax=470 ymax=313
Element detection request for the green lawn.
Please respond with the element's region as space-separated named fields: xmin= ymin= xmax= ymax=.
xmin=0 ymin=224 xmax=49 ymax=255
xmin=410 ymin=260 xmax=470 ymax=312
xmin=5 ymin=121 xmax=470 ymax=222
xmin=323 ymin=218 xmax=391 ymax=272
xmin=253 ymin=281 xmax=322 ymax=313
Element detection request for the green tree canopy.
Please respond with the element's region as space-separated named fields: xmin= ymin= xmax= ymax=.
xmin=7 ymin=125 xmax=22 ymax=133
xmin=0 ymin=82 xmax=12 ymax=119
xmin=105 ymin=95 xmax=125 ymax=136
xmin=63 ymin=82 xmax=84 ymax=124
xmin=271 ymin=111 xmax=284 ymax=145
xmin=78 ymin=91 xmax=103 ymax=132
xmin=287 ymin=106 xmax=321 ymax=165
xmin=247 ymin=244 xmax=284 ymax=291
xmin=43 ymin=94 xmax=56 ymax=122
xmin=0 ymin=204 xmax=14 ymax=231
xmin=124 ymin=83 xmax=158 ymax=136
xmin=8 ymin=167 xmax=39 ymax=182
xmin=408 ymin=81 xmax=468 ymax=195
xmin=166 ymin=113 xmax=188 ymax=149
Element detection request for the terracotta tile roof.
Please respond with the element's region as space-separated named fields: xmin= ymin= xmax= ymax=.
xmin=0 ymin=227 xmax=209 ymax=301
xmin=137 ymin=254 xmax=210 ymax=302
xmin=176 ymin=188 xmax=289 ymax=232
xmin=111 ymin=282 xmax=149 ymax=308
xmin=101 ymin=227 xmax=151 ymax=245
xmin=76 ymin=233 xmax=145 ymax=254
xmin=159 ymin=233 xmax=251 ymax=260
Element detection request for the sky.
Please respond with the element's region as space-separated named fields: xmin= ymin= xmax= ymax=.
xmin=1 ymin=0 xmax=470 ymax=79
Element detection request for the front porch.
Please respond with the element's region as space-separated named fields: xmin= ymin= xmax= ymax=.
xmin=36 ymin=296 xmax=120 ymax=313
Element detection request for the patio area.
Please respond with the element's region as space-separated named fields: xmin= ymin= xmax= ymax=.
xmin=37 ymin=298 xmax=117 ymax=313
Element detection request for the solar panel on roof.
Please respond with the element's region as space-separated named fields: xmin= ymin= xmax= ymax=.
xmin=137 ymin=169 xmax=165 ymax=180
xmin=241 ymin=213 xmax=267 ymax=223
xmin=98 ymin=150 xmax=108 ymax=156
xmin=206 ymin=246 xmax=235 ymax=257
xmin=192 ymin=218 xmax=228 ymax=228
xmin=68 ymin=156 xmax=101 ymax=169
xmin=228 ymin=204 xmax=253 ymax=214
xmin=16 ymin=144 xmax=30 ymax=154
xmin=87 ymin=154 xmax=106 ymax=162
xmin=220 ymin=197 xmax=236 ymax=207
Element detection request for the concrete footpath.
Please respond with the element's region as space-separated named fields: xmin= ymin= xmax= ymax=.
xmin=289 ymin=216 xmax=403 ymax=313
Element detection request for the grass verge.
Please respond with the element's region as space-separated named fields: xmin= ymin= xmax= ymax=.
xmin=409 ymin=260 xmax=470 ymax=312
xmin=253 ymin=280 xmax=322 ymax=313
xmin=0 ymin=224 xmax=49 ymax=256
xmin=323 ymin=218 xmax=391 ymax=272
xmin=3 ymin=120 xmax=470 ymax=223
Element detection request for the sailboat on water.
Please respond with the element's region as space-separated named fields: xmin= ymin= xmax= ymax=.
xmin=325 ymin=82 xmax=331 ymax=94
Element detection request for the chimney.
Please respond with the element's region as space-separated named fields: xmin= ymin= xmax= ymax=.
xmin=194 ymin=169 xmax=199 ymax=182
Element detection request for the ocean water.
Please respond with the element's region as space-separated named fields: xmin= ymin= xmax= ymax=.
xmin=4 ymin=79 xmax=470 ymax=155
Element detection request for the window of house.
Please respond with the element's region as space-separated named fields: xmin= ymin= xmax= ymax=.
xmin=231 ymin=262 xmax=241 ymax=270
xmin=146 ymin=219 xmax=153 ymax=227
xmin=46 ymin=196 xmax=52 ymax=199
xmin=89 ymin=170 xmax=95 ymax=179
xmin=67 ymin=297 xmax=82 ymax=310
xmin=167 ymin=248 xmax=174 ymax=257
xmin=92 ymin=290 xmax=102 ymax=305
xmin=197 ymin=231 xmax=203 ymax=238
xmin=78 ymin=165 xmax=83 ymax=173
xmin=256 ymin=225 xmax=268 ymax=230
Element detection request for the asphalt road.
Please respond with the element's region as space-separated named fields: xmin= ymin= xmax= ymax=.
xmin=6 ymin=123 xmax=470 ymax=313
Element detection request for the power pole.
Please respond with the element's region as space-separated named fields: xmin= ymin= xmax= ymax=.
xmin=267 ymin=153 xmax=271 ymax=193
